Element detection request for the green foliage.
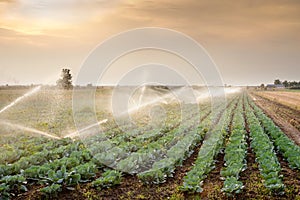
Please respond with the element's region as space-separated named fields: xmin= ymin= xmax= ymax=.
xmin=0 ymin=183 xmax=10 ymax=199
xmin=1 ymin=92 xmax=298 ymax=198
xmin=40 ymin=184 xmax=62 ymax=198
xmin=138 ymin=168 xmax=166 ymax=184
xmin=274 ymin=79 xmax=282 ymax=85
xmin=46 ymin=166 xmax=68 ymax=184
xmin=72 ymin=162 xmax=97 ymax=181
xmin=22 ymin=166 xmax=40 ymax=179
xmin=180 ymin=96 xmax=239 ymax=192
xmin=222 ymin=177 xmax=243 ymax=194
xmin=92 ymin=170 xmax=122 ymax=189
xmin=244 ymin=95 xmax=284 ymax=192
xmin=221 ymin=97 xmax=247 ymax=194
xmin=136 ymin=104 xmax=214 ymax=184
xmin=0 ymin=174 xmax=28 ymax=197
xmin=248 ymin=98 xmax=300 ymax=170
xmin=0 ymin=139 xmax=98 ymax=198
xmin=66 ymin=172 xmax=81 ymax=185
xmin=280 ymin=80 xmax=300 ymax=88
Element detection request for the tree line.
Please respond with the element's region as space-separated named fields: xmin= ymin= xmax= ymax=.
xmin=274 ymin=79 xmax=300 ymax=88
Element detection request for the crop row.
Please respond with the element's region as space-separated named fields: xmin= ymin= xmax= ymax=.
xmin=88 ymin=104 xmax=210 ymax=173
xmin=113 ymin=105 xmax=210 ymax=174
xmin=136 ymin=105 xmax=219 ymax=183
xmin=244 ymin=95 xmax=284 ymax=191
xmin=0 ymin=140 xmax=123 ymax=199
xmin=85 ymin=104 xmax=199 ymax=156
xmin=84 ymin=105 xmax=187 ymax=146
xmin=0 ymin=138 xmax=80 ymax=177
xmin=180 ymin=95 xmax=239 ymax=192
xmin=220 ymin=96 xmax=247 ymax=194
xmin=0 ymin=136 xmax=54 ymax=164
xmin=0 ymin=102 xmax=210 ymax=199
xmin=247 ymin=96 xmax=300 ymax=170
xmin=136 ymin=97 xmax=238 ymax=184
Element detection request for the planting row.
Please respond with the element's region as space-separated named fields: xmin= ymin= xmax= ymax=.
xmin=247 ymin=96 xmax=300 ymax=170
xmin=244 ymin=95 xmax=284 ymax=191
xmin=137 ymin=97 xmax=238 ymax=184
xmin=221 ymin=96 xmax=247 ymax=194
xmin=180 ymin=96 xmax=239 ymax=192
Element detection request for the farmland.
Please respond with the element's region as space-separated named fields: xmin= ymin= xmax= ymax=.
xmin=0 ymin=87 xmax=300 ymax=199
xmin=252 ymin=91 xmax=300 ymax=112
xmin=250 ymin=90 xmax=300 ymax=144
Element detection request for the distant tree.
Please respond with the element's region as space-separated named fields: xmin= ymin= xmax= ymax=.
xmin=291 ymin=81 xmax=298 ymax=87
xmin=282 ymin=80 xmax=289 ymax=88
xmin=56 ymin=69 xmax=73 ymax=89
xmin=274 ymin=79 xmax=281 ymax=85
xmin=260 ymin=83 xmax=265 ymax=90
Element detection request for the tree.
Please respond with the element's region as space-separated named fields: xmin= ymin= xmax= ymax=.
xmin=274 ymin=79 xmax=281 ymax=85
xmin=291 ymin=81 xmax=298 ymax=87
xmin=56 ymin=69 xmax=73 ymax=89
xmin=282 ymin=80 xmax=289 ymax=88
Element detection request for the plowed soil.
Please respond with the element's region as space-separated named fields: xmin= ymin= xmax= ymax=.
xmin=250 ymin=92 xmax=300 ymax=145
xmin=254 ymin=91 xmax=300 ymax=111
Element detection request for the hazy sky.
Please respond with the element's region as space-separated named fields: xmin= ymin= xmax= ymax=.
xmin=0 ymin=0 xmax=299 ymax=86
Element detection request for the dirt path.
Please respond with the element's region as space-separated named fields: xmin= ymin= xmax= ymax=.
xmin=250 ymin=93 xmax=300 ymax=145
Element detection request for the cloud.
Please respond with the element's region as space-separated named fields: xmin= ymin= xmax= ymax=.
xmin=0 ymin=0 xmax=15 ymax=3
xmin=0 ymin=0 xmax=122 ymax=36
xmin=134 ymin=2 xmax=297 ymax=39
xmin=113 ymin=0 xmax=300 ymax=43
xmin=0 ymin=0 xmax=299 ymax=85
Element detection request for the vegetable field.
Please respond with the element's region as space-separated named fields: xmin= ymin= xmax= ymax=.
xmin=0 ymin=88 xmax=300 ymax=200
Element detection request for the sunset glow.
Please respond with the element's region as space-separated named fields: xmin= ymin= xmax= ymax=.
xmin=0 ymin=0 xmax=299 ymax=85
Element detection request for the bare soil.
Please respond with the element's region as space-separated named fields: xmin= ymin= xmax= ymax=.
xmin=250 ymin=92 xmax=300 ymax=145
xmin=254 ymin=91 xmax=300 ymax=111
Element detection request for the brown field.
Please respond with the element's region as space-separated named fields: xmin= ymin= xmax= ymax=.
xmin=254 ymin=91 xmax=300 ymax=111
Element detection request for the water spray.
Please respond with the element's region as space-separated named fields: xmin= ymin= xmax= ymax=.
xmin=137 ymin=85 xmax=146 ymax=107
xmin=64 ymin=118 xmax=108 ymax=139
xmin=121 ymin=86 xmax=193 ymax=116
xmin=120 ymin=92 xmax=171 ymax=117
xmin=0 ymin=85 xmax=42 ymax=114
xmin=0 ymin=121 xmax=61 ymax=140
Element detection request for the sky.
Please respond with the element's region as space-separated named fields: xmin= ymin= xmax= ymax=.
xmin=0 ymin=0 xmax=299 ymax=86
